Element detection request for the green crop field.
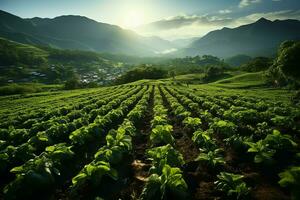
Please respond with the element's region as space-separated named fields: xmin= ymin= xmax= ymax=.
xmin=0 ymin=81 xmax=299 ymax=200
xmin=1 ymin=2 xmax=300 ymax=199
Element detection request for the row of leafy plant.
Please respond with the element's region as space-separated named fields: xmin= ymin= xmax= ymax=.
xmin=0 ymin=86 xmax=142 ymax=176
xmin=1 ymin=86 xmax=149 ymax=199
xmin=0 ymin=86 xmax=145 ymax=191
xmin=168 ymin=86 xmax=300 ymax=199
xmin=139 ymin=86 xmax=188 ymax=200
xmin=69 ymin=86 xmax=153 ymax=199
xmin=0 ymin=86 xmax=126 ymax=129
xmin=164 ymin=86 xmax=254 ymax=199
xmin=0 ymin=87 xmax=134 ymax=149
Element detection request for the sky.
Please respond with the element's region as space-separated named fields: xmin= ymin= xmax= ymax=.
xmin=1 ymin=0 xmax=300 ymax=40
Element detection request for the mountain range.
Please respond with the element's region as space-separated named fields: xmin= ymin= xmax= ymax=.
xmin=180 ymin=18 xmax=300 ymax=58
xmin=0 ymin=10 xmax=175 ymax=56
xmin=0 ymin=10 xmax=300 ymax=58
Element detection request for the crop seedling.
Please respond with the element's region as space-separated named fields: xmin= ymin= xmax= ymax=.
xmin=215 ymin=172 xmax=251 ymax=199
xmin=150 ymin=125 xmax=175 ymax=146
xmin=278 ymin=166 xmax=300 ymax=200
xmin=195 ymin=148 xmax=225 ymax=168
xmin=211 ymin=120 xmax=237 ymax=137
xmin=147 ymin=144 xmax=185 ymax=174
xmin=183 ymin=117 xmax=202 ymax=131
xmin=140 ymin=164 xmax=187 ymax=200
xmin=245 ymin=140 xmax=276 ymax=164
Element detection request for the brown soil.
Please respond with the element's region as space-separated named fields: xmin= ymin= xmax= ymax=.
xmin=116 ymin=87 xmax=154 ymax=199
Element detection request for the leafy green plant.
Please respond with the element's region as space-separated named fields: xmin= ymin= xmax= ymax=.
xmin=105 ymin=128 xmax=132 ymax=151
xmin=147 ymin=144 xmax=184 ymax=174
xmin=245 ymin=140 xmax=275 ymax=164
xmin=118 ymin=119 xmax=136 ymax=137
xmin=188 ymin=102 xmax=199 ymax=111
xmin=215 ymin=172 xmax=251 ymax=199
xmin=94 ymin=125 xmax=132 ymax=164
xmin=211 ymin=120 xmax=237 ymax=137
xmin=151 ymin=116 xmax=168 ymax=127
xmin=153 ymin=105 xmax=168 ymax=115
xmin=271 ymin=115 xmax=294 ymax=129
xmin=224 ymin=134 xmax=252 ymax=151
xmin=150 ymin=125 xmax=174 ymax=146
xmin=235 ymin=109 xmax=261 ymax=124
xmin=192 ymin=129 xmax=217 ymax=150
xmin=4 ymin=156 xmax=56 ymax=199
xmin=140 ymin=165 xmax=187 ymax=200
xmin=71 ymin=161 xmax=118 ymax=190
xmin=254 ymin=122 xmax=272 ymax=138
xmin=173 ymin=106 xmax=191 ymax=119
xmin=45 ymin=143 xmax=74 ymax=162
xmin=278 ymin=166 xmax=300 ymax=200
xmin=128 ymin=109 xmax=144 ymax=124
xmin=183 ymin=117 xmax=202 ymax=131
xmin=264 ymin=130 xmax=297 ymax=151
xmin=195 ymin=148 xmax=225 ymax=168
xmin=4 ymin=143 xmax=74 ymax=199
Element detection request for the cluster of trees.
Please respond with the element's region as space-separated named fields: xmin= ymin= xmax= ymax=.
xmin=0 ymin=39 xmax=46 ymax=66
xmin=0 ymin=83 xmax=43 ymax=96
xmin=225 ymin=55 xmax=252 ymax=67
xmin=240 ymin=57 xmax=272 ymax=72
xmin=64 ymin=75 xmax=98 ymax=90
xmin=266 ymin=41 xmax=300 ymax=88
xmin=115 ymin=65 xmax=168 ymax=84
xmin=168 ymin=55 xmax=229 ymax=74
xmin=45 ymin=48 xmax=101 ymax=63
xmin=202 ymin=66 xmax=225 ymax=82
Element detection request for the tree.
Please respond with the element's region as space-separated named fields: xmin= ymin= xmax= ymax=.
xmin=241 ymin=57 xmax=272 ymax=72
xmin=265 ymin=40 xmax=300 ymax=88
xmin=115 ymin=65 xmax=167 ymax=84
xmin=64 ymin=75 xmax=81 ymax=90
xmin=168 ymin=70 xmax=176 ymax=80
xmin=202 ymin=66 xmax=224 ymax=82
xmin=275 ymin=41 xmax=300 ymax=81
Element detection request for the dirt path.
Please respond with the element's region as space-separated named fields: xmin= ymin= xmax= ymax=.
xmin=116 ymin=86 xmax=154 ymax=199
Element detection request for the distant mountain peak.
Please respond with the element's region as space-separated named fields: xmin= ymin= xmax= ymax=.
xmin=256 ymin=17 xmax=271 ymax=23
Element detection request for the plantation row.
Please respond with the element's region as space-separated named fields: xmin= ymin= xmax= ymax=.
xmin=0 ymin=85 xmax=299 ymax=199
xmin=162 ymin=86 xmax=300 ymax=199
xmin=0 ymin=86 xmax=127 ymax=126
xmin=0 ymin=85 xmax=147 ymax=199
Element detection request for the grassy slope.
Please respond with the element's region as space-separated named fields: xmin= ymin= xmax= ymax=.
xmin=0 ymin=37 xmax=48 ymax=58
xmin=197 ymin=72 xmax=293 ymax=103
xmin=196 ymin=71 xmax=293 ymax=103
xmin=212 ymin=71 xmax=266 ymax=88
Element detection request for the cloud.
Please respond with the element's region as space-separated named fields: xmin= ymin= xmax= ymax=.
xmin=134 ymin=9 xmax=300 ymax=40
xmin=239 ymin=0 xmax=262 ymax=8
xmin=137 ymin=14 xmax=234 ymax=31
xmin=135 ymin=15 xmax=234 ymax=39
xmin=219 ymin=9 xmax=232 ymax=14
xmin=155 ymin=48 xmax=178 ymax=54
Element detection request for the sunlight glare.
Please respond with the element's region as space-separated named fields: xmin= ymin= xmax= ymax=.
xmin=122 ymin=10 xmax=145 ymax=28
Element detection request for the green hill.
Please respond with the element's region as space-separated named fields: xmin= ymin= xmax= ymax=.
xmin=212 ymin=71 xmax=267 ymax=88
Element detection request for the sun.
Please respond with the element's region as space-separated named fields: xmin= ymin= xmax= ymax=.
xmin=122 ymin=10 xmax=145 ymax=28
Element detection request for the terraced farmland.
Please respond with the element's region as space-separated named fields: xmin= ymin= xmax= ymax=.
xmin=0 ymin=84 xmax=299 ymax=200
